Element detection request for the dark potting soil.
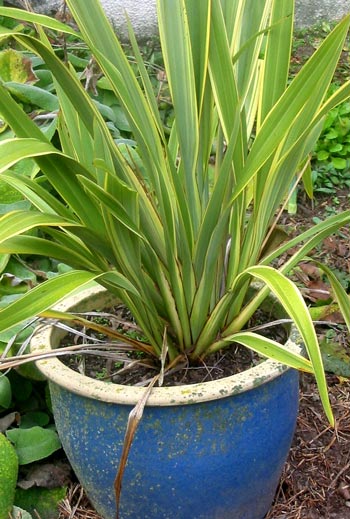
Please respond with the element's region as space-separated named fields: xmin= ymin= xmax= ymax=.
xmin=60 ymin=307 xmax=287 ymax=387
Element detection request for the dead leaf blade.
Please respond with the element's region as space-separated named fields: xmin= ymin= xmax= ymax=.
xmin=114 ymin=375 xmax=159 ymax=519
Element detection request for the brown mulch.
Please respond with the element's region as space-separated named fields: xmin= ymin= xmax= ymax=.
xmin=269 ymin=190 xmax=350 ymax=518
xmin=58 ymin=484 xmax=103 ymax=519
xmin=266 ymin=374 xmax=350 ymax=519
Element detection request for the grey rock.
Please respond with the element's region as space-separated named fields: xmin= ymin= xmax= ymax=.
xmin=3 ymin=0 xmax=350 ymax=37
xmin=4 ymin=0 xmax=158 ymax=42
xmin=5 ymin=0 xmax=66 ymax=14
xmin=295 ymin=0 xmax=349 ymax=27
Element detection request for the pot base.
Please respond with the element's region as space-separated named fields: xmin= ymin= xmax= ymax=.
xmin=50 ymin=367 xmax=298 ymax=519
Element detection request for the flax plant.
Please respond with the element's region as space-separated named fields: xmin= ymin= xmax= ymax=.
xmin=0 ymin=0 xmax=349 ymax=424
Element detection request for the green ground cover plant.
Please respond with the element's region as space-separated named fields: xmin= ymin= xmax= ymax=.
xmin=312 ymin=97 xmax=350 ymax=192
xmin=292 ymin=22 xmax=350 ymax=194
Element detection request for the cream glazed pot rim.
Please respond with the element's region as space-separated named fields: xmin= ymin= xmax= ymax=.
xmin=30 ymin=285 xmax=298 ymax=407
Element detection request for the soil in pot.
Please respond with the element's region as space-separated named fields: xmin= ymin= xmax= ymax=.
xmin=60 ymin=307 xmax=287 ymax=387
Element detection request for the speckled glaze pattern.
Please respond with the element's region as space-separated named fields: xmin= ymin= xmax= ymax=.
xmin=31 ymin=287 xmax=300 ymax=519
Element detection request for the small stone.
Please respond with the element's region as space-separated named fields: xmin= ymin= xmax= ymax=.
xmin=337 ymin=482 xmax=350 ymax=501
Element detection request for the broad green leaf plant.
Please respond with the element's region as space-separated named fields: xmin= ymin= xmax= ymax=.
xmin=0 ymin=0 xmax=349 ymax=425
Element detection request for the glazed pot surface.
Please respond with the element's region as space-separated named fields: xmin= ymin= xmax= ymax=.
xmin=32 ymin=287 xmax=300 ymax=518
xmin=50 ymin=367 xmax=298 ymax=519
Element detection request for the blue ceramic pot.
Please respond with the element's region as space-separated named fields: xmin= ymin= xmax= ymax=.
xmin=32 ymin=287 xmax=299 ymax=519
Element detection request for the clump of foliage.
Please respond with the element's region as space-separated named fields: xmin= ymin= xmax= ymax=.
xmin=291 ymin=21 xmax=350 ymax=195
xmin=312 ymin=97 xmax=350 ymax=193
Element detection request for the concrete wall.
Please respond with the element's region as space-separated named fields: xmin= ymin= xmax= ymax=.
xmin=5 ymin=0 xmax=158 ymax=42
xmin=4 ymin=0 xmax=350 ymax=40
xmin=295 ymin=0 xmax=349 ymax=27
